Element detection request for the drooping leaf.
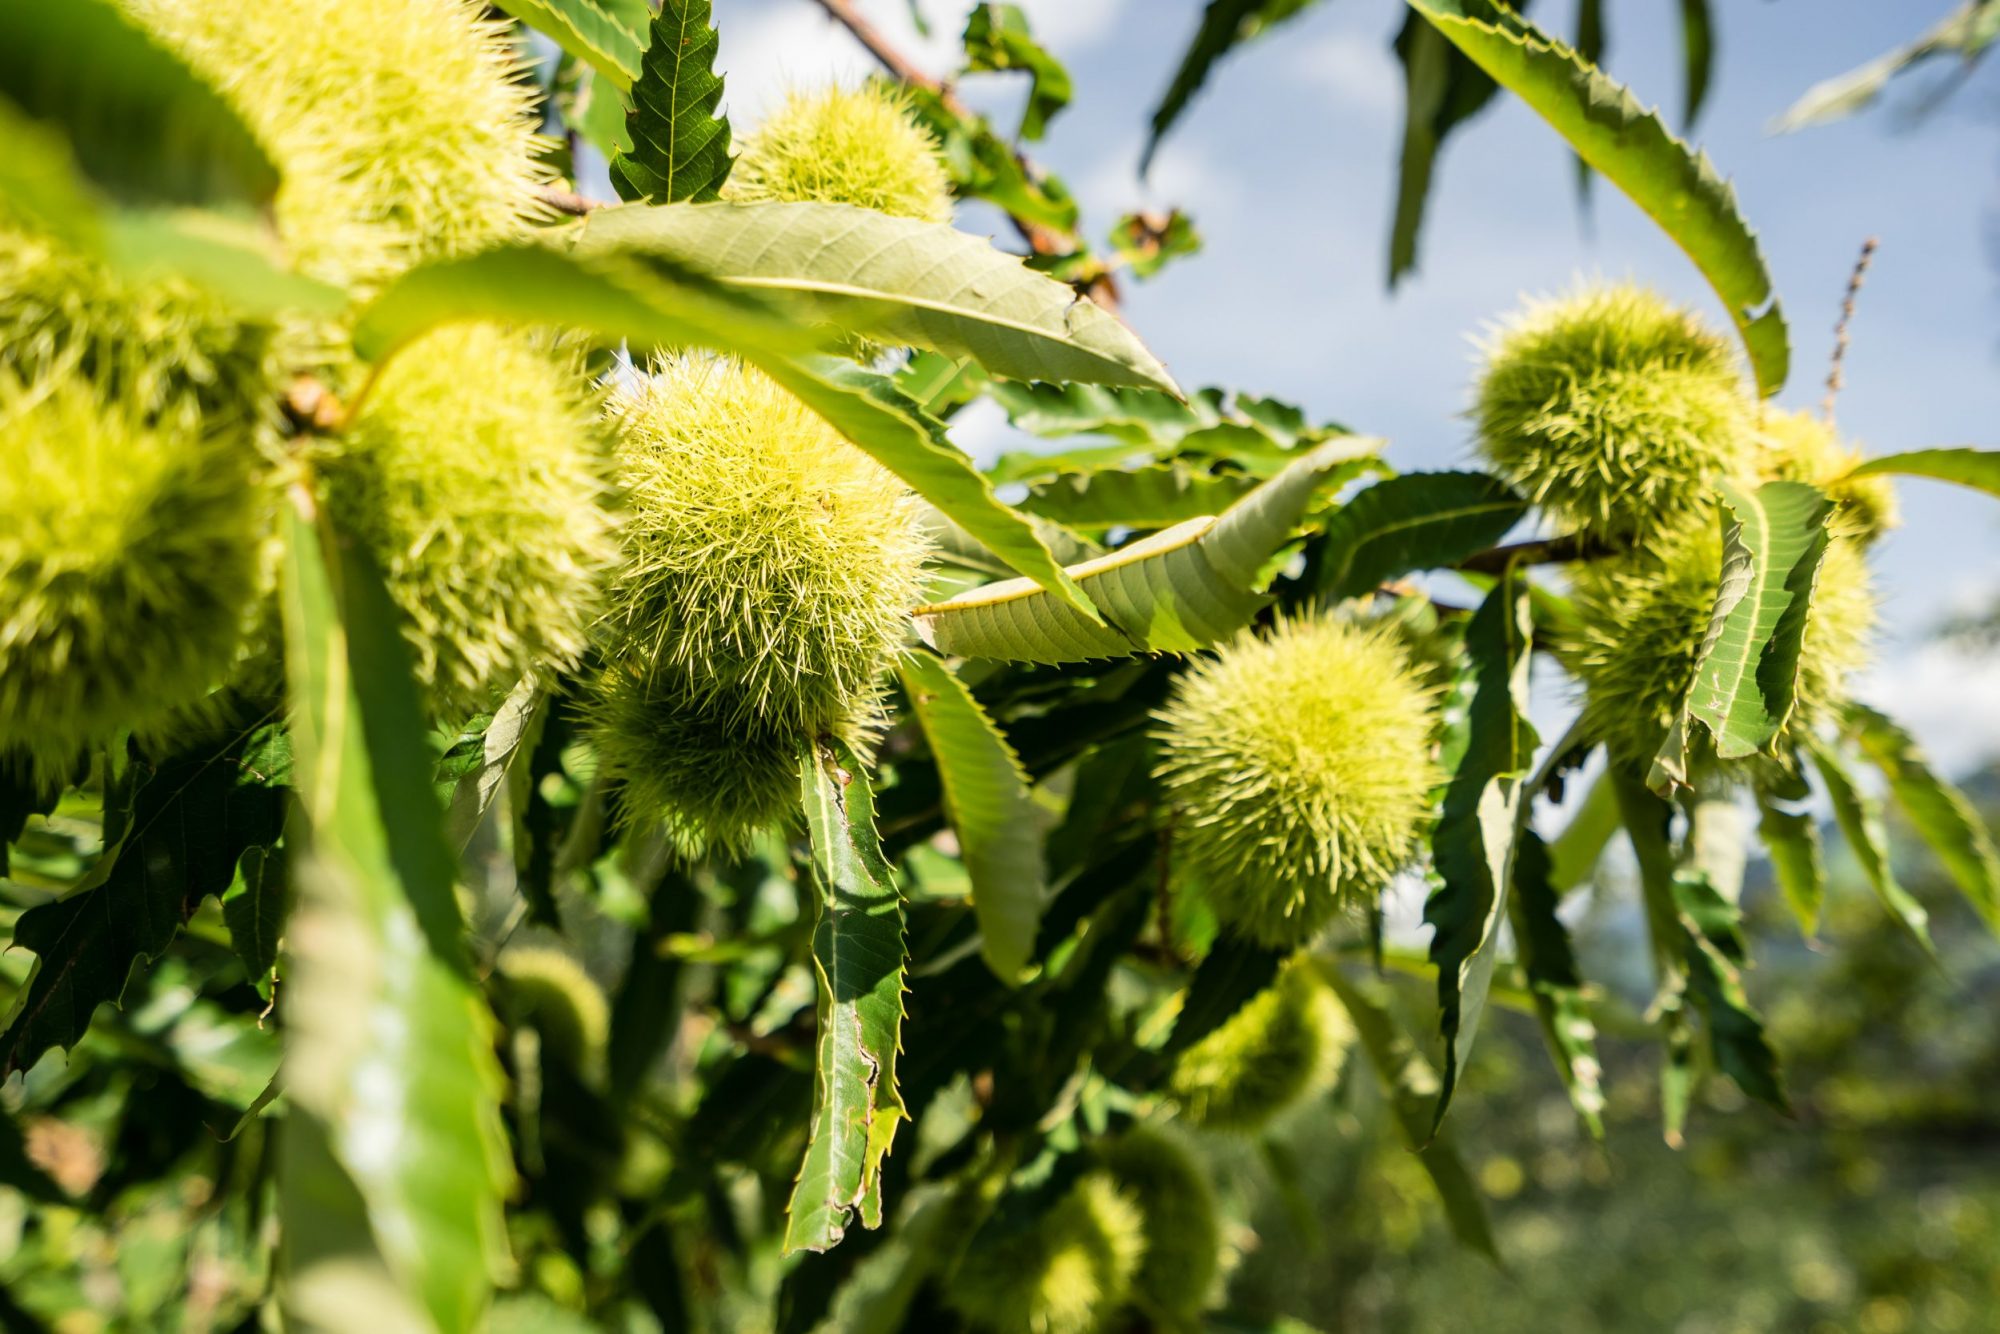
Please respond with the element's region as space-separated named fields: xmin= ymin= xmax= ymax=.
xmin=1387 ymin=7 xmax=1524 ymax=285
xmin=1801 ymin=733 xmax=1936 ymax=957
xmin=1650 ymin=481 xmax=1833 ymax=793
xmin=0 ymin=764 xmax=63 ymax=880
xmin=350 ymin=243 xmax=1101 ymax=622
xmin=897 ymin=652 xmax=1047 ymax=982
xmin=1755 ymin=788 xmax=1826 ymax=938
xmin=611 ymin=0 xmax=734 ymax=203
xmin=0 ymin=0 xmax=277 ymax=211
xmin=785 ymin=740 xmax=909 ymax=1253
xmin=1321 ymin=968 xmax=1499 ymax=1259
xmin=915 ymin=437 xmax=1368 ymax=663
xmin=1508 ymin=829 xmax=1604 ymax=1134
xmin=0 ymin=720 xmax=289 ymax=1078
xmin=278 ymin=502 xmax=514 ymax=1330
xmin=1403 ymin=0 xmax=1789 ymax=396
xmin=1569 ymin=0 xmax=1604 ymax=207
xmin=1313 ymin=470 xmax=1527 ymax=600
xmin=578 ymin=202 xmax=1180 ymax=392
xmin=1773 ymin=0 xmax=2000 ymax=133
xmin=1845 ymin=703 xmax=2000 ymax=933
xmin=1143 ymin=0 xmax=1324 ymax=174
xmin=962 ymin=4 xmax=1073 ymax=141
xmin=495 ymin=0 xmax=645 ymax=90
xmin=1679 ymin=0 xmax=1714 ymax=127
xmin=1425 ymin=565 xmax=1537 ymax=1132
xmin=1609 ymin=769 xmax=1696 ymax=1143
xmin=1672 ymin=872 xmax=1789 ymax=1113
xmin=1847 ymin=446 xmax=2000 ymax=499
xmin=222 ymin=842 xmax=287 ymax=999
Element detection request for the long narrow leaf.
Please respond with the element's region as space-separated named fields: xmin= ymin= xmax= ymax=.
xmin=915 ymin=437 xmax=1367 ymax=663
xmin=1404 ymin=0 xmax=1789 ymax=396
xmin=278 ymin=501 xmax=514 ymax=1330
xmin=1847 ymin=446 xmax=2000 ymax=499
xmin=580 ymin=202 xmax=1180 ymax=392
xmin=1803 ymin=732 xmax=1937 ymax=958
xmin=495 ymin=0 xmax=644 ymax=90
xmin=1508 ymin=830 xmax=1604 ymax=1134
xmin=1425 ymin=565 xmax=1536 ymax=1132
xmin=897 ymin=652 xmax=1047 ymax=981
xmin=1314 ymin=471 xmax=1525 ymax=600
xmin=1845 ymin=703 xmax=2000 ymax=933
xmin=785 ymin=741 xmax=909 ymax=1253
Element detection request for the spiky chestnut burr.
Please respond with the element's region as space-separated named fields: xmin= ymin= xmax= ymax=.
xmin=947 ymin=1173 xmax=1147 ymax=1334
xmin=0 ymin=374 xmax=268 ymax=781
xmin=1755 ymin=407 xmax=1898 ymax=545
xmin=725 ymin=83 xmax=954 ymax=224
xmin=324 ymin=324 xmax=617 ymax=721
xmin=1168 ymin=960 xmax=1352 ymax=1133
xmin=1475 ymin=283 xmax=1756 ymax=541
xmin=1152 ymin=616 xmax=1439 ymax=948
xmin=1100 ymin=1129 xmax=1222 ymax=1320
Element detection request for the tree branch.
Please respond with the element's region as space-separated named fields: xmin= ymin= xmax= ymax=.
xmin=534 ymin=184 xmax=605 ymax=216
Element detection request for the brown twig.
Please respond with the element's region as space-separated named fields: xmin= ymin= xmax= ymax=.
xmin=534 ymin=183 xmax=605 ymax=216
xmin=808 ymin=0 xmax=1122 ymax=311
xmin=1822 ymin=235 xmax=1878 ymax=426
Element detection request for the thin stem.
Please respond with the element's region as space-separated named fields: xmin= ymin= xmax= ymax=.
xmin=1822 ymin=235 xmax=1878 ymax=426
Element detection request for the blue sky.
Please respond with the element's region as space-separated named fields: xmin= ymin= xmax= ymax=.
xmin=710 ymin=0 xmax=2000 ymax=769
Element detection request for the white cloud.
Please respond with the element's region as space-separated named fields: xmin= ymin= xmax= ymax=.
xmin=1284 ymin=29 xmax=1401 ymax=120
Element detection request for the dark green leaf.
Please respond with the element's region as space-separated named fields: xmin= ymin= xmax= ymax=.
xmin=1388 ymin=8 xmax=1522 ymax=285
xmin=1609 ymin=769 xmax=1696 ymax=1143
xmin=0 ymin=0 xmax=277 ymax=211
xmin=1508 ymin=829 xmax=1604 ymax=1134
xmin=1650 ymin=481 xmax=1833 ymax=792
xmin=1570 ymin=0 xmax=1604 ymax=207
xmin=0 ymin=720 xmax=289 ymax=1078
xmin=611 ymin=0 xmax=733 ymax=203
xmin=222 ymin=842 xmax=287 ymax=998
xmin=1314 ymin=471 xmax=1526 ymax=600
xmin=1425 ymin=565 xmax=1537 ymax=1131
xmin=1143 ymin=0 xmax=1324 ymax=174
xmin=1755 ymin=788 xmax=1825 ymax=938
xmin=0 ymin=766 xmax=62 ymax=880
xmin=1321 ymin=968 xmax=1499 ymax=1259
xmin=963 ymin=4 xmax=1073 ymax=141
xmin=1672 ymin=872 xmax=1789 ymax=1113
xmin=1404 ymin=0 xmax=1789 ymax=396
xmin=785 ymin=741 xmax=909 ymax=1253
xmin=1802 ymin=732 xmax=1936 ymax=957
xmin=897 ymin=652 xmax=1047 ymax=981
xmin=437 ymin=677 xmax=544 ymax=854
xmin=278 ymin=502 xmax=514 ymax=1330
xmin=1679 ymin=0 xmax=1714 ymax=126
xmin=1845 ymin=703 xmax=2000 ymax=933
